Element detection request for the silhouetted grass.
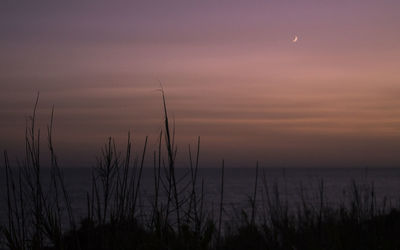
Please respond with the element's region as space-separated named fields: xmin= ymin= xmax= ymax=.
xmin=2 ymin=92 xmax=400 ymax=250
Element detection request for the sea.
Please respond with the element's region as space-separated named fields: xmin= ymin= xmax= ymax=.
xmin=1 ymin=167 xmax=400 ymax=230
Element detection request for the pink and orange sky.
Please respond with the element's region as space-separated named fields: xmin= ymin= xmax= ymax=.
xmin=1 ymin=1 xmax=400 ymax=167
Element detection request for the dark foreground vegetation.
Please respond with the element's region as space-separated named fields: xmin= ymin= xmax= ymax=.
xmin=2 ymin=93 xmax=400 ymax=250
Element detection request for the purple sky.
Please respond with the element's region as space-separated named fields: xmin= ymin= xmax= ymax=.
xmin=1 ymin=1 xmax=400 ymax=167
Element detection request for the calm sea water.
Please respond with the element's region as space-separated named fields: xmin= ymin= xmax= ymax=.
xmin=1 ymin=167 xmax=400 ymax=227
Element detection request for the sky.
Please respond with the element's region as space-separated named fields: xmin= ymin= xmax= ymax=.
xmin=1 ymin=1 xmax=400 ymax=167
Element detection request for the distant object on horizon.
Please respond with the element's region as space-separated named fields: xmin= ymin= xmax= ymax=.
xmin=292 ymin=35 xmax=299 ymax=43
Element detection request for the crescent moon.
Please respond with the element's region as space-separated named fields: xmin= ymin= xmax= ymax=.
xmin=292 ymin=36 xmax=298 ymax=43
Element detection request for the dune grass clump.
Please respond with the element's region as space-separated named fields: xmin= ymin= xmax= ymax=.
xmin=2 ymin=92 xmax=400 ymax=250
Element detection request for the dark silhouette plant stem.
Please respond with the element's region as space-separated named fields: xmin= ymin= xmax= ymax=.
xmin=161 ymin=87 xmax=181 ymax=233
xmin=251 ymin=161 xmax=259 ymax=225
